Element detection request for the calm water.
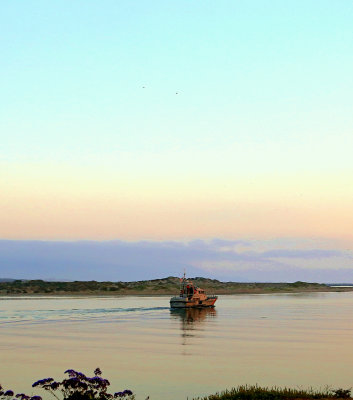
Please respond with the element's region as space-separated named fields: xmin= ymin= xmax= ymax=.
xmin=1 ymin=293 xmax=353 ymax=400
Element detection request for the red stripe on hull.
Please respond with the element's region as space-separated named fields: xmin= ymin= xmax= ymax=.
xmin=184 ymin=298 xmax=217 ymax=308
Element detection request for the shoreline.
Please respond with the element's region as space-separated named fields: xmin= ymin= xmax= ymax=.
xmin=1 ymin=287 xmax=353 ymax=297
xmin=1 ymin=277 xmax=353 ymax=297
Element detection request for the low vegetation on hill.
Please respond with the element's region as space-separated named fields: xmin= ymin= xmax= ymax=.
xmin=0 ymin=277 xmax=350 ymax=295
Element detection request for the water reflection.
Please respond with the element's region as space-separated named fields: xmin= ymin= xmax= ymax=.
xmin=170 ymin=308 xmax=217 ymax=349
xmin=2 ymin=295 xmax=353 ymax=400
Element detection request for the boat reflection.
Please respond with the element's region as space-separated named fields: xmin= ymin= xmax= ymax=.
xmin=170 ymin=308 xmax=217 ymax=349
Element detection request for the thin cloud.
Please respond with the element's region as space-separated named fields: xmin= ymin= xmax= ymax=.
xmin=0 ymin=239 xmax=352 ymax=282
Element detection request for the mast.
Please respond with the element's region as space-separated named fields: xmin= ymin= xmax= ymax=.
xmin=180 ymin=269 xmax=187 ymax=297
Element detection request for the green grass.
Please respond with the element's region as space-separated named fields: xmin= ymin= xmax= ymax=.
xmin=194 ymin=385 xmax=352 ymax=400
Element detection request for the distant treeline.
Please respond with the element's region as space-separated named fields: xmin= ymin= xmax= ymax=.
xmin=0 ymin=276 xmax=351 ymax=295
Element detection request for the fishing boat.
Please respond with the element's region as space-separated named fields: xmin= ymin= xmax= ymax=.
xmin=170 ymin=273 xmax=218 ymax=308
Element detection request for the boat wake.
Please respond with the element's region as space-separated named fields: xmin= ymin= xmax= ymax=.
xmin=0 ymin=306 xmax=170 ymax=325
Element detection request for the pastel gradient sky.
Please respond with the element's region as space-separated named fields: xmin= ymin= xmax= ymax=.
xmin=1 ymin=1 xmax=353 ymax=280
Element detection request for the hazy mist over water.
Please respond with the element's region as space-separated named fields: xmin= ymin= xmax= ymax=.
xmin=1 ymin=293 xmax=353 ymax=400
xmin=1 ymin=239 xmax=353 ymax=282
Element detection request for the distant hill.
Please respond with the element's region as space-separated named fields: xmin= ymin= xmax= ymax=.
xmin=1 ymin=277 xmax=352 ymax=295
xmin=0 ymin=278 xmax=15 ymax=282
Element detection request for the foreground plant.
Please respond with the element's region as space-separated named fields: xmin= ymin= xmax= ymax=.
xmin=0 ymin=385 xmax=29 ymax=400
xmin=194 ymin=385 xmax=352 ymax=400
xmin=0 ymin=368 xmax=134 ymax=400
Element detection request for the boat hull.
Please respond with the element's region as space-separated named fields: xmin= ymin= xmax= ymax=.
xmin=170 ymin=296 xmax=217 ymax=308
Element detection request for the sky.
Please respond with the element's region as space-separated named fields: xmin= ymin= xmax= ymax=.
xmin=1 ymin=1 xmax=352 ymax=281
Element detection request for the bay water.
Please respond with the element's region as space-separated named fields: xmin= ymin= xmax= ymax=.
xmin=1 ymin=292 xmax=353 ymax=400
